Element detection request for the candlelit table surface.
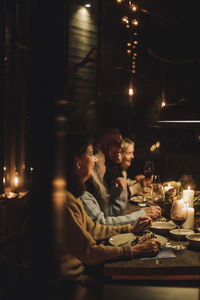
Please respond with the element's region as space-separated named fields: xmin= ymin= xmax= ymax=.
xmin=104 ymin=241 xmax=200 ymax=281
xmin=104 ymin=199 xmax=200 ymax=282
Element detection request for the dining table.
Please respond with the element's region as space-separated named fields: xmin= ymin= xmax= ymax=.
xmin=104 ymin=197 xmax=200 ymax=283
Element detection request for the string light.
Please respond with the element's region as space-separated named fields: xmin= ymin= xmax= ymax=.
xmin=132 ymin=19 xmax=138 ymax=26
xmin=161 ymin=101 xmax=166 ymax=107
xmin=115 ymin=0 xmax=143 ymax=85
xmin=122 ymin=16 xmax=129 ymax=24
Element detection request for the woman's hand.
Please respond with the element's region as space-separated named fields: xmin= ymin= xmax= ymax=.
xmin=131 ymin=239 xmax=160 ymax=258
xmin=131 ymin=216 xmax=152 ymax=235
xmin=144 ymin=205 xmax=161 ymax=220
xmin=113 ymin=177 xmax=127 ymax=191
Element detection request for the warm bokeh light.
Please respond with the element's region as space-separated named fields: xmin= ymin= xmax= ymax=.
xmin=132 ymin=19 xmax=138 ymax=26
xmin=127 ymin=42 xmax=131 ymax=46
xmin=133 ymin=41 xmax=138 ymax=45
xmin=85 ymin=3 xmax=91 ymax=8
xmin=122 ymin=16 xmax=129 ymax=23
xmin=132 ymin=69 xmax=136 ymax=73
xmin=3 ymin=166 xmax=6 ymax=171
xmin=156 ymin=141 xmax=160 ymax=148
xmin=117 ymin=0 xmax=124 ymax=3
xmin=128 ymin=88 xmax=134 ymax=96
xmin=14 ymin=174 xmax=19 ymax=187
xmin=133 ymin=53 xmax=137 ymax=56
xmin=127 ymin=49 xmax=131 ymax=53
xmin=131 ymin=4 xmax=137 ymax=11
xmin=161 ymin=101 xmax=166 ymax=107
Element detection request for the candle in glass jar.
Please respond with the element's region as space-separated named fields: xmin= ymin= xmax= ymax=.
xmin=183 ymin=186 xmax=194 ymax=208
xmin=182 ymin=207 xmax=194 ymax=230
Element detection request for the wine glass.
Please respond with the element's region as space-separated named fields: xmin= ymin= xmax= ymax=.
xmin=144 ymin=161 xmax=155 ymax=179
xmin=170 ymin=198 xmax=188 ymax=251
xmin=150 ymin=176 xmax=165 ymax=205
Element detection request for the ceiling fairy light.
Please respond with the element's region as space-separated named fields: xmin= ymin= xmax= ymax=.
xmin=122 ymin=16 xmax=129 ymax=24
xmin=132 ymin=19 xmax=138 ymax=26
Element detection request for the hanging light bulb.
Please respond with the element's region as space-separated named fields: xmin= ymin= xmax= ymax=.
xmin=132 ymin=69 xmax=136 ymax=74
xmin=117 ymin=0 xmax=124 ymax=3
xmin=127 ymin=49 xmax=131 ymax=54
xmin=133 ymin=40 xmax=138 ymax=45
xmin=133 ymin=53 xmax=137 ymax=56
xmin=127 ymin=42 xmax=131 ymax=47
xmin=84 ymin=1 xmax=92 ymax=8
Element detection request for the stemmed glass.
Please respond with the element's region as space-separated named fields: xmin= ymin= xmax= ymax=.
xmin=150 ymin=175 xmax=165 ymax=205
xmin=144 ymin=161 xmax=155 ymax=179
xmin=170 ymin=198 xmax=188 ymax=251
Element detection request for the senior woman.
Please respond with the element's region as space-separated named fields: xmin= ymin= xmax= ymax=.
xmin=81 ymin=149 xmax=147 ymax=226
xmin=121 ymin=137 xmax=161 ymax=218
xmin=60 ymin=134 xmax=160 ymax=283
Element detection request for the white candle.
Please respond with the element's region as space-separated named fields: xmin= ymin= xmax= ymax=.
xmin=182 ymin=207 xmax=194 ymax=230
xmin=183 ymin=186 xmax=194 ymax=208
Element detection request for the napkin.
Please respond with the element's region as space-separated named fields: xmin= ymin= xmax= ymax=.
xmin=140 ymin=248 xmax=176 ymax=260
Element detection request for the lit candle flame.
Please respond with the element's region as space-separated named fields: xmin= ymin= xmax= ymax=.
xmin=128 ymin=88 xmax=134 ymax=96
xmin=14 ymin=175 xmax=19 ymax=186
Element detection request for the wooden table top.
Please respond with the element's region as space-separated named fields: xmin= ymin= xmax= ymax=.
xmin=104 ymin=201 xmax=200 ymax=281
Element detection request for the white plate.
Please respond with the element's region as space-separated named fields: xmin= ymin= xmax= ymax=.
xmin=109 ymin=233 xmax=137 ymax=246
xmin=151 ymin=221 xmax=176 ymax=230
xmin=108 ymin=232 xmax=167 ymax=247
xmin=154 ymin=234 xmax=168 ymax=247
xmin=186 ymin=233 xmax=200 ymax=248
xmin=170 ymin=229 xmax=194 ymax=237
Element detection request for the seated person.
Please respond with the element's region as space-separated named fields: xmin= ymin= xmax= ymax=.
xmin=121 ymin=137 xmax=152 ymax=196
xmin=81 ymin=149 xmax=161 ymax=226
xmin=60 ymin=134 xmax=160 ymax=282
xmin=96 ymin=128 xmax=124 ymax=192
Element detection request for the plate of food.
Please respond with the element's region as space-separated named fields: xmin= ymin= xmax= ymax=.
xmin=170 ymin=228 xmax=194 ymax=240
xmin=130 ymin=194 xmax=152 ymax=204
xmin=150 ymin=221 xmax=176 ymax=235
xmin=108 ymin=231 xmax=167 ymax=247
xmin=186 ymin=233 xmax=200 ymax=249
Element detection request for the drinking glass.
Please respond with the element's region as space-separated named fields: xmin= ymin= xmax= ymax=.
xmin=144 ymin=161 xmax=155 ymax=179
xmin=150 ymin=180 xmax=165 ymax=205
xmin=170 ymin=198 xmax=188 ymax=251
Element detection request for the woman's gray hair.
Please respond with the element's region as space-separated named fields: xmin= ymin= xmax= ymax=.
xmin=92 ymin=148 xmax=110 ymax=214
xmin=122 ymin=137 xmax=135 ymax=153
